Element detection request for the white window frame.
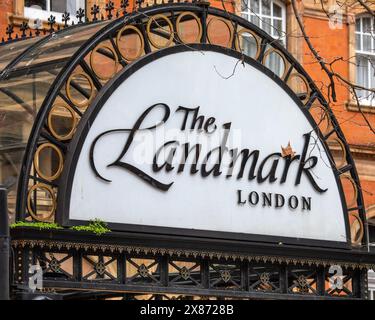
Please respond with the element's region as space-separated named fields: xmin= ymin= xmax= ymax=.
xmin=240 ymin=0 xmax=286 ymax=45
xmin=369 ymin=270 xmax=375 ymax=300
xmin=355 ymin=15 xmax=375 ymax=106
xmin=24 ymin=0 xmax=85 ymax=24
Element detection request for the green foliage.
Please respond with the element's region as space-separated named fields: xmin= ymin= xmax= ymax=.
xmin=10 ymin=219 xmax=110 ymax=236
xmin=70 ymin=219 xmax=110 ymax=235
xmin=10 ymin=221 xmax=63 ymax=230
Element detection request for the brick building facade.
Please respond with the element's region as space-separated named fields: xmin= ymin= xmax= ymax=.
xmin=0 ymin=0 xmax=375 ymax=232
xmin=0 ymin=0 xmax=374 ymax=300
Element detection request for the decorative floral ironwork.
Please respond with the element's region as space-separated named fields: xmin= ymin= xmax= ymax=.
xmin=105 ymin=1 xmax=115 ymax=20
xmin=136 ymin=0 xmax=144 ymax=9
xmin=260 ymin=272 xmax=271 ymax=285
xmin=20 ymin=22 xmax=29 ymax=38
xmin=94 ymin=261 xmax=107 ymax=276
xmin=91 ymin=5 xmax=100 ymax=21
xmin=76 ymin=8 xmax=85 ymax=23
xmin=220 ymin=269 xmax=231 ymax=283
xmin=5 ymin=24 xmax=14 ymax=41
xmin=296 ymin=275 xmax=309 ymax=291
xmin=138 ymin=263 xmax=149 ymax=277
xmin=47 ymin=15 xmax=56 ymax=32
xmin=49 ymin=257 xmax=61 ymax=273
xmin=179 ymin=266 xmax=190 ymax=280
xmin=120 ymin=0 xmax=129 ymax=14
xmin=62 ymin=11 xmax=70 ymax=28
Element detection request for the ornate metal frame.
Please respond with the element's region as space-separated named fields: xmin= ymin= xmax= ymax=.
xmin=3 ymin=1 xmax=373 ymax=299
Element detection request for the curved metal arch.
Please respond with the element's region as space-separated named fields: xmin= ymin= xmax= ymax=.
xmin=15 ymin=2 xmax=368 ymax=248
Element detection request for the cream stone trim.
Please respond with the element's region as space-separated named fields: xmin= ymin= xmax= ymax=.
xmin=346 ymin=102 xmax=375 ymax=114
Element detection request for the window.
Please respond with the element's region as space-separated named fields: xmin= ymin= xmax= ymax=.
xmin=24 ymin=0 xmax=85 ymax=24
xmin=241 ymin=0 xmax=286 ymax=43
xmin=355 ymin=16 xmax=375 ymax=106
xmin=240 ymin=0 xmax=286 ymax=77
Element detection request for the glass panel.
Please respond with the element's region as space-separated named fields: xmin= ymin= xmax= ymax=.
xmin=250 ymin=0 xmax=259 ymax=13
xmin=370 ymin=57 xmax=375 ymax=89
xmin=263 ymin=17 xmax=271 ymax=34
xmin=240 ymin=32 xmax=258 ymax=58
xmin=261 ymin=0 xmax=271 ymax=15
xmin=363 ymin=34 xmax=372 ymax=52
xmin=272 ymin=18 xmax=282 ymax=38
xmin=250 ymin=14 xmax=260 ymax=27
xmin=51 ymin=0 xmax=67 ymax=13
xmin=0 ymin=67 xmax=62 ymax=180
xmin=0 ymin=37 xmax=44 ymax=74
xmin=355 ymin=33 xmax=361 ymax=51
xmin=356 ymin=55 xmax=369 ymax=99
xmin=0 ymin=21 xmax=111 ymax=200
xmin=273 ymin=3 xmax=282 ymax=18
xmin=241 ymin=0 xmax=248 ymax=12
xmin=265 ymin=50 xmax=285 ymax=78
xmin=51 ymin=0 xmax=79 ymax=15
xmin=25 ymin=0 xmax=47 ymax=10
xmin=363 ymin=17 xmax=371 ymax=33
xmin=355 ymin=18 xmax=361 ymax=32
xmin=8 ymin=21 xmax=110 ymax=71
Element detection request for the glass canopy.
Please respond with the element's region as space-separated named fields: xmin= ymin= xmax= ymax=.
xmin=0 ymin=21 xmax=110 ymax=216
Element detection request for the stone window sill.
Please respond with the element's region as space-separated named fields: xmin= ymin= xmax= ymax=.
xmin=346 ymin=101 xmax=375 ymax=114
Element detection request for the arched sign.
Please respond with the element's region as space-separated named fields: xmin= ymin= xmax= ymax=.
xmin=58 ymin=45 xmax=349 ymax=247
xmin=10 ymin=3 xmax=373 ymax=300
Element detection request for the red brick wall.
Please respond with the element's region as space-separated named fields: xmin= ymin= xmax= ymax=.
xmin=0 ymin=0 xmax=12 ymax=40
xmin=302 ymin=15 xmax=375 ymax=209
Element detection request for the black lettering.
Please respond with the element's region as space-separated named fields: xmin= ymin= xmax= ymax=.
xmin=302 ymin=197 xmax=312 ymax=211
xmin=295 ymin=133 xmax=328 ymax=193
xmin=201 ymin=122 xmax=231 ymax=177
xmin=178 ymin=143 xmax=201 ymax=174
xmin=288 ymin=195 xmax=299 ymax=210
xmin=248 ymin=191 xmax=259 ymax=205
xmin=257 ymin=153 xmax=281 ymax=183
xmin=280 ymin=155 xmax=300 ymax=183
xmin=237 ymin=190 xmax=246 ymax=205
xmin=153 ymin=141 xmax=179 ymax=172
xmin=226 ymin=148 xmax=259 ymax=180
xmin=275 ymin=194 xmax=285 ymax=208
xmin=90 ymin=103 xmax=173 ymax=191
xmin=176 ymin=106 xmax=204 ymax=131
xmin=204 ymin=117 xmax=217 ymax=134
xmin=262 ymin=192 xmax=272 ymax=207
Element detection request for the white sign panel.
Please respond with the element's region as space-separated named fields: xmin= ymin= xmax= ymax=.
xmin=68 ymin=50 xmax=347 ymax=243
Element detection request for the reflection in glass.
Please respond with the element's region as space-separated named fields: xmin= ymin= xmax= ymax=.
xmin=264 ymin=50 xmax=285 ymax=78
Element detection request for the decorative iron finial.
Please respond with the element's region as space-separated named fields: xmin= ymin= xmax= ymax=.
xmin=91 ymin=4 xmax=100 ymax=21
xmin=76 ymin=8 xmax=85 ymax=23
xmin=20 ymin=21 xmax=29 ymax=38
xmin=6 ymin=24 xmax=14 ymax=41
xmin=62 ymin=11 xmax=70 ymax=27
xmin=105 ymin=1 xmax=115 ymax=20
xmin=136 ymin=0 xmax=144 ymax=9
xmin=47 ymin=15 xmax=56 ymax=32
xmin=120 ymin=0 xmax=129 ymax=15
